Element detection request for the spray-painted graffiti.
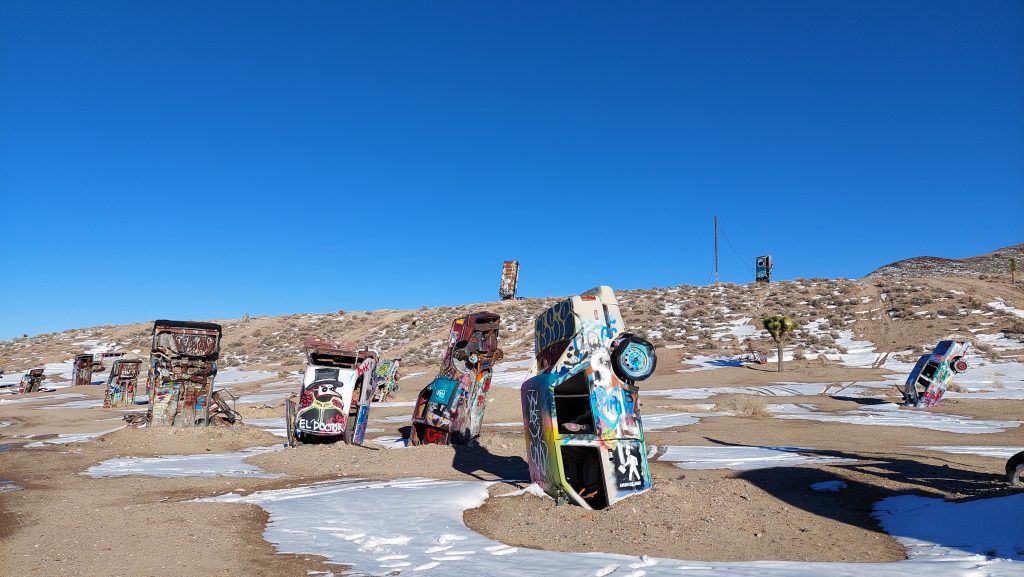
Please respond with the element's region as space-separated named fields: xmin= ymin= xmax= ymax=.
xmin=520 ymin=286 xmax=656 ymax=510
xmin=410 ymin=312 xmax=502 ymax=446
xmin=287 ymin=338 xmax=379 ymax=445
xmin=18 ymin=369 xmax=45 ymax=394
xmin=499 ymin=260 xmax=520 ymax=300
xmin=145 ymin=320 xmax=221 ymax=427
xmin=73 ymin=354 xmax=94 ymax=387
xmin=103 ymin=359 xmax=143 ymax=408
xmin=370 ymin=358 xmax=401 ymax=402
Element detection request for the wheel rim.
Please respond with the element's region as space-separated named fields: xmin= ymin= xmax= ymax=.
xmin=621 ymin=342 xmax=653 ymax=377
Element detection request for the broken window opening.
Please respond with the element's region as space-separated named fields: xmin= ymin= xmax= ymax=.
xmin=560 ymin=445 xmax=608 ymax=510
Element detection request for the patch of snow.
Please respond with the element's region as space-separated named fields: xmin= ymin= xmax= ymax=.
xmin=658 ymin=446 xmax=852 ymax=470
xmin=86 ymin=446 xmax=283 ymax=478
xmin=812 ymin=480 xmax=848 ymax=491
xmin=237 ymin=392 xmax=291 ymax=404
xmin=642 ymin=412 xmax=731 ymax=430
xmin=218 ymin=369 xmax=278 ymax=386
xmin=245 ymin=418 xmax=288 ymax=438
xmin=874 ymin=493 xmax=1024 ymax=561
xmin=25 ymin=426 xmax=124 ymax=447
xmin=987 ymin=300 xmax=1024 ymax=318
xmin=770 ymin=403 xmax=1019 ymax=434
xmin=372 ymin=436 xmax=410 ymax=449
xmin=202 ymin=477 xmax=1024 ymax=576
xmin=917 ymin=446 xmax=1024 ymax=459
xmin=0 ymin=393 xmax=86 ymax=406
xmin=36 ymin=399 xmax=104 ymax=410
xmin=0 ymin=480 xmax=20 ymax=493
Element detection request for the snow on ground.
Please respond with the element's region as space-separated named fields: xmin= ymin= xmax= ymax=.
xmin=769 ymin=403 xmax=1020 ymax=434
xmin=490 ymin=359 xmax=533 ymax=389
xmin=917 ymin=446 xmax=1024 ymax=459
xmin=86 ymin=446 xmax=283 ymax=478
xmin=642 ymin=411 xmax=732 ymax=430
xmin=35 ymin=399 xmax=104 ymax=410
xmin=676 ymin=356 xmax=744 ymax=372
xmin=656 ymin=445 xmax=852 ymax=470
xmin=237 ymin=391 xmax=292 ymax=404
xmin=945 ymin=359 xmax=1024 ymax=400
xmin=245 ymin=418 xmax=288 ymax=438
xmin=0 ymin=480 xmax=20 ymax=493
xmin=201 ymin=477 xmax=1024 ymax=576
xmin=217 ymin=368 xmax=278 ymax=385
xmin=811 ymin=480 xmax=848 ymax=492
xmin=974 ymin=332 xmax=1024 ymax=351
xmin=643 ymin=381 xmax=886 ymax=401
xmin=987 ymin=300 xmax=1024 ymax=319
xmin=0 ymin=392 xmax=86 ymax=406
xmin=372 ymin=436 xmax=410 ymax=449
xmin=375 ymin=401 xmax=415 ymax=408
xmin=874 ymin=493 xmax=1024 ymax=561
xmin=24 ymin=426 xmax=124 ymax=448
xmin=375 ymin=415 xmax=413 ymax=424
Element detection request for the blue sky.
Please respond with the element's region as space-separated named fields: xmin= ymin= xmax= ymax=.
xmin=1 ymin=1 xmax=1021 ymax=339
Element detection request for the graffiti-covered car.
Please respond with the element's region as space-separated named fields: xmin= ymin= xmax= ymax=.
xmin=410 ymin=312 xmax=503 ymax=446
xmin=499 ymin=260 xmax=520 ymax=300
xmin=285 ymin=338 xmax=377 ymax=446
xmin=145 ymin=320 xmax=222 ymax=427
xmin=370 ymin=358 xmax=402 ymax=402
xmin=902 ymin=340 xmax=971 ymax=407
xmin=103 ymin=359 xmax=143 ymax=408
xmin=18 ymin=368 xmax=45 ymax=394
xmin=73 ymin=354 xmax=94 ymax=387
xmin=520 ymin=286 xmax=656 ymax=510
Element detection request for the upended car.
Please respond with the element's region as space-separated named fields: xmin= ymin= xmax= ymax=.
xmin=103 ymin=359 xmax=144 ymax=408
xmin=286 ymin=338 xmax=380 ymax=446
xmin=146 ymin=320 xmax=223 ymax=427
xmin=410 ymin=312 xmax=503 ymax=445
xmin=902 ymin=340 xmax=971 ymax=407
xmin=520 ymin=286 xmax=657 ymax=510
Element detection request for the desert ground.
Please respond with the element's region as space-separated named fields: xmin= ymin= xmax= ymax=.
xmin=2 ymin=258 xmax=1023 ymax=577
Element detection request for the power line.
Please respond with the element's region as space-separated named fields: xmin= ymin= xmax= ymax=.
xmin=717 ymin=220 xmax=755 ymax=278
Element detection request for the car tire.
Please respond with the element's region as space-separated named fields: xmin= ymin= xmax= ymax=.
xmin=611 ymin=335 xmax=657 ymax=382
xmin=1007 ymin=452 xmax=1024 ymax=487
xmin=952 ymin=358 xmax=968 ymax=373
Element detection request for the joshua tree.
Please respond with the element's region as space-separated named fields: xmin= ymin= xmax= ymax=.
xmin=763 ymin=315 xmax=797 ymax=372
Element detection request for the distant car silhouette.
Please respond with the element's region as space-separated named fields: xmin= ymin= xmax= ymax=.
xmin=902 ymin=340 xmax=970 ymax=407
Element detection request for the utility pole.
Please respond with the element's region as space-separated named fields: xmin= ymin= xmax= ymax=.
xmin=714 ymin=215 xmax=719 ymax=285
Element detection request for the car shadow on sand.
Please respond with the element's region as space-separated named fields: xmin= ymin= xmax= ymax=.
xmin=452 ymin=441 xmax=529 ymax=484
xmin=699 ymin=437 xmax=1018 ymax=559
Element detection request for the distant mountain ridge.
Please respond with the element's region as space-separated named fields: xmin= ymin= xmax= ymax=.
xmin=866 ymin=243 xmax=1024 ymax=280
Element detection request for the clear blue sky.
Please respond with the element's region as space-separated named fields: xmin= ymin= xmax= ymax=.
xmin=1 ymin=1 xmax=1022 ymax=339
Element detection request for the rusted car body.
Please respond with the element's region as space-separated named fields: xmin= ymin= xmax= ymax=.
xmin=520 ymin=286 xmax=656 ymax=509
xmin=91 ymin=351 xmax=125 ymax=373
xmin=145 ymin=320 xmax=222 ymax=427
xmin=18 ymin=368 xmax=45 ymax=394
xmin=499 ymin=260 xmax=520 ymax=300
xmin=370 ymin=358 xmax=402 ymax=402
xmin=755 ymin=255 xmax=772 ymax=283
xmin=103 ymin=359 xmax=143 ymax=408
xmin=286 ymin=338 xmax=377 ymax=446
xmin=410 ymin=312 xmax=503 ymax=445
xmin=73 ymin=354 xmax=94 ymax=387
xmin=902 ymin=340 xmax=971 ymax=407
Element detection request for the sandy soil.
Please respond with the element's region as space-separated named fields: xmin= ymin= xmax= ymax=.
xmin=2 ymin=354 xmax=1022 ymax=575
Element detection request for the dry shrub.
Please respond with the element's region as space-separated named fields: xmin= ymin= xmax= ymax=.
xmin=717 ymin=395 xmax=770 ymax=417
xmin=945 ymin=381 xmax=965 ymax=393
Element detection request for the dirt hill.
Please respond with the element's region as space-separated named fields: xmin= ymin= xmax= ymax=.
xmin=2 ymin=275 xmax=1022 ymax=376
xmin=866 ymin=243 xmax=1024 ymax=280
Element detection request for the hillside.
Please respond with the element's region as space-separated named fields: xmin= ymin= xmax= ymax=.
xmin=866 ymin=243 xmax=1024 ymax=280
xmin=2 ymin=275 xmax=1022 ymax=377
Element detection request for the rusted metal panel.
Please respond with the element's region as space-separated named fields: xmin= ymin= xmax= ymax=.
xmin=410 ymin=312 xmax=503 ymax=445
xmin=73 ymin=354 xmax=94 ymax=387
xmin=18 ymin=368 xmax=45 ymax=394
xmin=145 ymin=320 xmax=222 ymax=427
xmin=103 ymin=359 xmax=143 ymax=408
xmin=499 ymin=260 xmax=520 ymax=300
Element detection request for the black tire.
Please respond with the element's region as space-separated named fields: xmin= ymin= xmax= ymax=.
xmin=1007 ymin=451 xmax=1024 ymax=487
xmin=611 ymin=335 xmax=657 ymax=382
xmin=952 ymin=358 xmax=968 ymax=373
